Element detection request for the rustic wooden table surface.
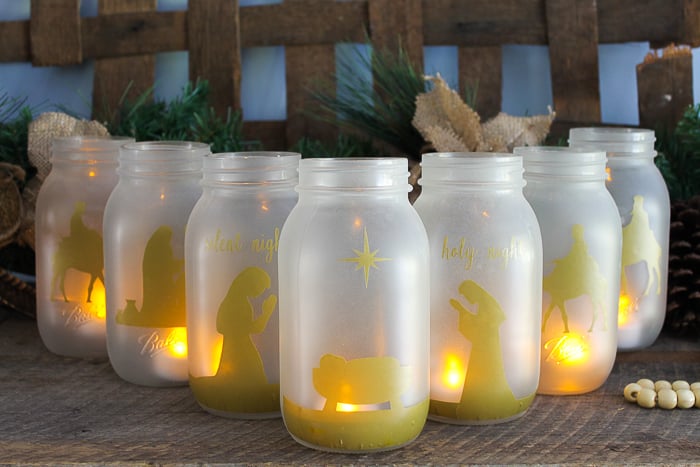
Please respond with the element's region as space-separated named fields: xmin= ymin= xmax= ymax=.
xmin=1 ymin=317 xmax=699 ymax=466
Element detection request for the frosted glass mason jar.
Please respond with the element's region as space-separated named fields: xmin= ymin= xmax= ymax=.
xmin=36 ymin=136 xmax=132 ymax=359
xmin=413 ymin=152 xmax=542 ymax=424
xmin=186 ymin=151 xmax=300 ymax=418
xmin=569 ymin=128 xmax=670 ymax=350
xmin=517 ymin=146 xmax=621 ymax=395
xmin=103 ymin=141 xmax=208 ymax=386
xmin=278 ymin=157 xmax=430 ymax=453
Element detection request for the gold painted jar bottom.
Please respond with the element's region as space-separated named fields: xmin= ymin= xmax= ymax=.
xmin=282 ymin=397 xmax=429 ymax=453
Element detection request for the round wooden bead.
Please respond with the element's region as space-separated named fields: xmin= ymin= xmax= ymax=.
xmin=624 ymin=383 xmax=642 ymax=403
xmin=676 ymin=389 xmax=695 ymax=409
xmin=691 ymin=382 xmax=700 ymax=391
xmin=693 ymin=389 xmax=700 ymax=408
xmin=657 ymin=388 xmax=677 ymax=409
xmin=637 ymin=388 xmax=657 ymax=408
xmin=637 ymin=378 xmax=655 ymax=389
xmin=654 ymin=380 xmax=672 ymax=391
xmin=672 ymin=380 xmax=690 ymax=391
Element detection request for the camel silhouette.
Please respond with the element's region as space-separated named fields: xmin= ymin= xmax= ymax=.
xmin=51 ymin=201 xmax=104 ymax=303
xmin=116 ymin=225 xmax=186 ymax=327
xmin=542 ymin=224 xmax=607 ymax=333
xmin=622 ymin=195 xmax=662 ymax=297
xmin=449 ymin=280 xmax=532 ymax=420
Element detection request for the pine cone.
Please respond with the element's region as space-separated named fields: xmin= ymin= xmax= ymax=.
xmin=666 ymin=195 xmax=700 ymax=336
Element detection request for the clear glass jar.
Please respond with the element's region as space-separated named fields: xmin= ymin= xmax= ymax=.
xmin=413 ymin=152 xmax=542 ymax=424
xmin=35 ymin=136 xmax=133 ymax=359
xmin=278 ymin=158 xmax=430 ymax=452
xmin=186 ymin=151 xmax=300 ymax=418
xmin=517 ymin=146 xmax=621 ymax=395
xmin=569 ymin=128 xmax=670 ymax=350
xmin=103 ymin=141 xmax=209 ymax=386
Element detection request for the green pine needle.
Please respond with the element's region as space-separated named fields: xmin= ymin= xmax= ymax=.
xmin=656 ymin=104 xmax=700 ymax=201
xmin=309 ymin=43 xmax=427 ymax=158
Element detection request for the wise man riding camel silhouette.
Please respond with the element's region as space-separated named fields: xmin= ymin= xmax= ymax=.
xmin=51 ymin=201 xmax=104 ymax=303
xmin=621 ymin=195 xmax=662 ymax=297
xmin=542 ymin=224 xmax=608 ymax=333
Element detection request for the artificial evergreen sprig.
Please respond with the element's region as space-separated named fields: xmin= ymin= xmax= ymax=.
xmin=105 ymin=80 xmax=258 ymax=153
xmin=656 ymin=104 xmax=700 ymax=201
xmin=309 ymin=44 xmax=427 ymax=159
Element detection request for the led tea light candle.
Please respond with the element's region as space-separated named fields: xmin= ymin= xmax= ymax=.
xmin=518 ymin=146 xmax=622 ymax=395
xmin=278 ymin=158 xmax=430 ymax=452
xmin=569 ymin=128 xmax=670 ymax=350
xmin=103 ymin=141 xmax=208 ymax=386
xmin=36 ymin=136 xmax=133 ymax=359
xmin=186 ymin=152 xmax=300 ymax=418
xmin=414 ymin=153 xmax=542 ymax=423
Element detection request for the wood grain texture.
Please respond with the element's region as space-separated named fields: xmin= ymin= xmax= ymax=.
xmin=0 ymin=21 xmax=30 ymax=62
xmin=240 ymin=1 xmax=367 ymax=47
xmin=0 ymin=319 xmax=698 ymax=464
xmin=92 ymin=0 xmax=157 ymax=123
xmin=81 ymin=11 xmax=187 ymax=59
xmin=546 ymin=0 xmax=600 ymax=122
xmin=29 ymin=0 xmax=81 ymax=66
xmin=369 ymin=0 xmax=424 ymax=68
xmin=283 ymin=0 xmax=338 ymax=148
xmin=637 ymin=55 xmax=693 ymax=132
xmin=188 ymin=0 xmax=242 ymax=116
xmin=458 ymin=46 xmax=502 ymax=120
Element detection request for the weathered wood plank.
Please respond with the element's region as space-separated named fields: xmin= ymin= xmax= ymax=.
xmin=1 ymin=319 xmax=699 ymax=464
xmin=0 ymin=21 xmax=30 ymax=63
xmin=29 ymin=0 xmax=82 ymax=66
xmin=243 ymin=121 xmax=287 ymax=151
xmin=92 ymin=0 xmax=157 ymax=123
xmin=546 ymin=0 xmax=601 ymax=123
xmin=369 ymin=0 xmax=424 ymax=68
xmin=81 ymin=11 xmax=187 ymax=59
xmin=598 ymin=0 xmax=700 ymax=47
xmin=283 ymin=0 xmax=338 ymax=148
xmin=458 ymin=46 xmax=502 ymax=120
xmin=240 ymin=1 xmax=367 ymax=47
xmin=188 ymin=0 xmax=242 ymax=116
xmin=637 ymin=52 xmax=694 ymax=132
xmin=422 ymin=0 xmax=548 ymax=46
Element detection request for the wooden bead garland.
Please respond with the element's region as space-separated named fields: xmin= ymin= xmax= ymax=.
xmin=624 ymin=379 xmax=700 ymax=409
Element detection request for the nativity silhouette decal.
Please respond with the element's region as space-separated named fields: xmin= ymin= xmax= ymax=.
xmin=51 ymin=201 xmax=104 ymax=304
xmin=430 ymin=280 xmax=534 ymax=421
xmin=190 ymin=266 xmax=279 ymax=413
xmin=542 ymin=224 xmax=607 ymax=333
xmin=116 ymin=225 xmax=186 ymax=327
xmin=621 ymin=195 xmax=662 ymax=298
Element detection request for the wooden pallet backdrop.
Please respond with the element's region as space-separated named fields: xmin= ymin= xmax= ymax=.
xmin=1 ymin=0 xmax=698 ymax=150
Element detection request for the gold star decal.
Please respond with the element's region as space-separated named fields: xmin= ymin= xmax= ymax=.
xmin=340 ymin=227 xmax=391 ymax=287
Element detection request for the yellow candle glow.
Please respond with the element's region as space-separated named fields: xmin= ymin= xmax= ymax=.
xmin=168 ymin=327 xmax=188 ymax=358
xmin=617 ymin=292 xmax=637 ymax=327
xmin=543 ymin=334 xmax=588 ymax=366
xmin=442 ymin=354 xmax=465 ymax=390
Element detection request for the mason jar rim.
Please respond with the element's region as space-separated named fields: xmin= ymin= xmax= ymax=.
xmin=51 ymin=136 xmax=133 ymax=162
xmin=569 ymin=127 xmax=656 ymax=156
xmin=297 ymin=157 xmax=411 ymax=191
xmin=420 ymin=152 xmax=524 ymax=188
xmin=202 ymin=151 xmax=300 ymax=184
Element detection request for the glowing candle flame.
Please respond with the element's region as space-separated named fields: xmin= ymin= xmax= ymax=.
xmin=605 ymin=167 xmax=612 ymax=182
xmin=88 ymin=170 xmax=96 ymax=177
xmin=336 ymin=402 xmax=359 ymax=412
xmin=442 ymin=354 xmax=465 ymax=389
xmin=544 ymin=334 xmax=588 ymax=365
xmin=168 ymin=327 xmax=188 ymax=358
xmin=618 ymin=292 xmax=636 ymax=326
